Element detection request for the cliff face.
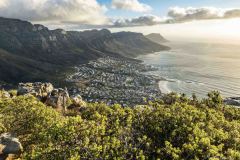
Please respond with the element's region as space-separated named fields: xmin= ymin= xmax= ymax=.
xmin=0 ymin=17 xmax=169 ymax=85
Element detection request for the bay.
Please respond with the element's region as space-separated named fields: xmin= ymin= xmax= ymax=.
xmin=138 ymin=42 xmax=240 ymax=98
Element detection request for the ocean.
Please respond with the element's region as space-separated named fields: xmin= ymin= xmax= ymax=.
xmin=138 ymin=42 xmax=240 ymax=98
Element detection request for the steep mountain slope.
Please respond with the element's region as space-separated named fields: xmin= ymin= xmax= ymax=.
xmin=145 ymin=33 xmax=169 ymax=43
xmin=0 ymin=17 xmax=170 ymax=86
xmin=93 ymin=32 xmax=170 ymax=57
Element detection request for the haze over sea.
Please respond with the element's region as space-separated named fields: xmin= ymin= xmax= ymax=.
xmin=138 ymin=42 xmax=240 ymax=98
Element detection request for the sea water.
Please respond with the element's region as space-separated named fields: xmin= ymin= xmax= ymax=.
xmin=138 ymin=42 xmax=240 ymax=98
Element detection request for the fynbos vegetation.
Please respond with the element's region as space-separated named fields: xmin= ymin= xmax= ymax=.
xmin=0 ymin=91 xmax=239 ymax=159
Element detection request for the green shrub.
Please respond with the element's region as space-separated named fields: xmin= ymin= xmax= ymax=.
xmin=8 ymin=89 xmax=18 ymax=97
xmin=0 ymin=92 xmax=239 ymax=159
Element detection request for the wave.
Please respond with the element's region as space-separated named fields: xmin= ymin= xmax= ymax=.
xmin=158 ymin=81 xmax=171 ymax=94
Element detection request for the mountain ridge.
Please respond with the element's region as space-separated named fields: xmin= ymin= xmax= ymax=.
xmin=145 ymin=33 xmax=169 ymax=43
xmin=0 ymin=17 xmax=170 ymax=86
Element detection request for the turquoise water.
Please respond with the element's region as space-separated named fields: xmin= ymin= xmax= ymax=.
xmin=138 ymin=42 xmax=240 ymax=98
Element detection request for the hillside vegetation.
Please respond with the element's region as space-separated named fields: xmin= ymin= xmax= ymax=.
xmin=0 ymin=91 xmax=239 ymax=159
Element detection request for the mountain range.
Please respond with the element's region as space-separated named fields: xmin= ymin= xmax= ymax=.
xmin=0 ymin=17 xmax=170 ymax=87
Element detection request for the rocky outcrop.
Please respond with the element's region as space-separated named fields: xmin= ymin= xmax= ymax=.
xmin=17 ymin=82 xmax=68 ymax=111
xmin=17 ymin=82 xmax=54 ymax=99
xmin=45 ymin=88 xmax=69 ymax=112
xmin=224 ymin=97 xmax=240 ymax=106
xmin=17 ymin=82 xmax=86 ymax=112
xmin=0 ymin=133 xmax=23 ymax=160
xmin=68 ymin=94 xmax=87 ymax=111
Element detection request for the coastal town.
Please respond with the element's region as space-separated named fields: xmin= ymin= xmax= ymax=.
xmin=67 ymin=57 xmax=163 ymax=106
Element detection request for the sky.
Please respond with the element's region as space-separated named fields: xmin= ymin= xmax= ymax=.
xmin=1 ymin=0 xmax=240 ymax=43
xmin=99 ymin=0 xmax=240 ymax=18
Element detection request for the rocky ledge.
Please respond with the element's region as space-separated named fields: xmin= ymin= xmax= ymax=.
xmin=1 ymin=82 xmax=87 ymax=113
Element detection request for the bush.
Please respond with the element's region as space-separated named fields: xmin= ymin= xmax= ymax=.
xmin=0 ymin=92 xmax=239 ymax=159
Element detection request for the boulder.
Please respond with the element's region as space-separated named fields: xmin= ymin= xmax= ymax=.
xmin=224 ymin=97 xmax=240 ymax=106
xmin=0 ymin=133 xmax=23 ymax=160
xmin=45 ymin=88 xmax=70 ymax=112
xmin=69 ymin=94 xmax=87 ymax=110
xmin=0 ymin=90 xmax=10 ymax=99
xmin=17 ymin=82 xmax=54 ymax=99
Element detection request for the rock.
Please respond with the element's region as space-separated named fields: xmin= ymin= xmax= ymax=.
xmin=0 ymin=133 xmax=23 ymax=160
xmin=0 ymin=90 xmax=10 ymax=99
xmin=45 ymin=88 xmax=70 ymax=112
xmin=17 ymin=82 xmax=54 ymax=99
xmin=69 ymin=94 xmax=87 ymax=109
xmin=224 ymin=97 xmax=240 ymax=106
xmin=17 ymin=82 xmax=73 ymax=112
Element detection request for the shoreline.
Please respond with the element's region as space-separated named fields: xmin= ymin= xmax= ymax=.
xmin=137 ymin=49 xmax=240 ymax=106
xmin=136 ymin=51 xmax=170 ymax=94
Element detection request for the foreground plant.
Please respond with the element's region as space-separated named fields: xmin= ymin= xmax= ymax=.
xmin=0 ymin=92 xmax=239 ymax=159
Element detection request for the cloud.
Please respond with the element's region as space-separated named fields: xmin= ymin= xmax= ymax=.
xmin=0 ymin=0 xmax=109 ymax=25
xmin=0 ymin=0 xmax=7 ymax=8
xmin=112 ymin=0 xmax=152 ymax=13
xmin=2 ymin=1 xmax=240 ymax=29
xmin=167 ymin=7 xmax=240 ymax=23
xmin=113 ymin=15 xmax=164 ymax=27
xmin=168 ymin=7 xmax=224 ymax=22
xmin=110 ymin=6 xmax=240 ymax=28
xmin=224 ymin=9 xmax=240 ymax=18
